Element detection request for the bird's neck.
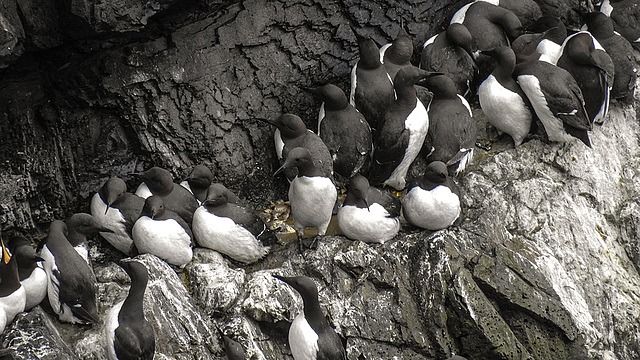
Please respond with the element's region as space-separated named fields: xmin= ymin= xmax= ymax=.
xmin=120 ymin=279 xmax=147 ymax=322
xmin=395 ymin=85 xmax=417 ymax=106
xmin=302 ymin=296 xmax=329 ymax=333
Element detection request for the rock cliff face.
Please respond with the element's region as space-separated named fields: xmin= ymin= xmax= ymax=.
xmin=1 ymin=0 xmax=640 ymax=359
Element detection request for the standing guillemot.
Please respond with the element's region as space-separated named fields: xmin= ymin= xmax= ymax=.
xmin=105 ymin=259 xmax=155 ymax=360
xmin=308 ymin=84 xmax=373 ymax=179
xmin=273 ymin=275 xmax=346 ymax=360
xmin=369 ymin=66 xmax=442 ymax=190
xmin=275 ymin=147 xmax=337 ymax=252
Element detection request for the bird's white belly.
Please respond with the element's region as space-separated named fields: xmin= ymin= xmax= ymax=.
xmin=402 ymin=185 xmax=460 ymax=230
xmin=289 ymin=177 xmax=337 ymax=235
xmin=289 ymin=313 xmax=319 ymax=360
xmin=479 ymin=75 xmax=532 ymax=146
xmin=132 ymin=217 xmax=192 ymax=267
xmin=337 ymin=203 xmax=399 ymax=244
xmin=192 ymin=207 xmax=269 ymax=264
xmin=104 ymin=300 xmax=123 ymax=360
xmin=21 ymin=266 xmax=48 ymax=310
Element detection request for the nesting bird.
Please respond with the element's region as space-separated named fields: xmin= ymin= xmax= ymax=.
xmin=599 ymin=0 xmax=640 ymax=48
xmin=380 ymin=26 xmax=414 ymax=83
xmin=262 ymin=114 xmax=333 ymax=181
xmin=105 ymin=259 xmax=155 ymax=360
xmin=337 ymin=174 xmax=400 ymax=244
xmin=514 ymin=59 xmax=592 ymax=147
xmin=275 ymin=147 xmax=337 ymax=252
xmin=350 ymin=35 xmax=395 ymax=132
xmin=9 ymin=235 xmax=46 ymax=311
xmin=308 ymin=84 xmax=373 ymax=179
xmin=192 ymin=183 xmax=269 ymax=264
xmin=0 ymin=238 xmax=26 ymax=333
xmin=478 ymin=46 xmax=534 ymax=147
xmin=584 ymin=11 xmax=637 ymax=100
xmin=40 ymin=220 xmax=101 ymax=324
xmin=133 ymin=166 xmax=199 ymax=225
xmin=91 ymin=177 xmax=145 ymax=256
xmin=420 ymin=23 xmax=479 ymax=97
xmin=273 ymin=275 xmax=346 ymax=360
xmin=557 ymin=31 xmax=614 ymax=125
xmin=369 ymin=66 xmax=441 ymax=190
xmin=402 ymin=161 xmax=461 ymax=230
xmin=66 ymin=212 xmax=110 ymax=267
xmin=421 ymin=74 xmax=477 ymax=175
xmin=132 ymin=196 xmax=193 ymax=268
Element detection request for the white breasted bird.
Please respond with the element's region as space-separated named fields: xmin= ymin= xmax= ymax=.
xmin=105 ymin=259 xmax=155 ymax=360
xmin=275 ymin=147 xmax=337 ymax=252
xmin=40 ymin=220 xmax=101 ymax=325
xmin=273 ymin=275 xmax=346 ymax=360
xmin=402 ymin=161 xmax=461 ymax=231
xmin=91 ymin=177 xmax=145 ymax=256
xmin=337 ymin=174 xmax=400 ymax=244
xmin=132 ymin=195 xmax=193 ymax=268
xmin=192 ymin=183 xmax=269 ymax=264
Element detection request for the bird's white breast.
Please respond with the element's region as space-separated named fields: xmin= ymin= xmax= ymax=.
xmin=134 ymin=183 xmax=153 ymax=199
xmin=479 ymin=75 xmax=532 ymax=146
xmin=91 ymin=193 xmax=134 ymax=255
xmin=105 ymin=300 xmax=124 ymax=360
xmin=385 ymin=98 xmax=429 ymax=190
xmin=21 ymin=265 xmax=48 ymax=310
xmin=192 ymin=207 xmax=269 ymax=264
xmin=289 ymin=176 xmax=337 ymax=234
xmin=132 ymin=216 xmax=192 ymax=267
xmin=402 ymin=185 xmax=460 ymax=230
xmin=337 ymin=203 xmax=400 ymax=244
xmin=289 ymin=312 xmax=319 ymax=360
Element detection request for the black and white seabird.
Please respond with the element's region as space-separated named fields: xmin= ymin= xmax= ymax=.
xmin=308 ymin=84 xmax=373 ymax=179
xmin=514 ymin=59 xmax=592 ymax=147
xmin=380 ymin=26 xmax=414 ymax=83
xmin=272 ymin=275 xmax=346 ymax=360
xmin=192 ymin=183 xmax=269 ymax=264
xmin=40 ymin=220 xmax=101 ymax=324
xmin=274 ymin=147 xmax=337 ymax=252
xmin=350 ymin=35 xmax=395 ymax=133
xmin=420 ymin=23 xmax=479 ymax=97
xmin=91 ymin=177 xmax=145 ymax=256
xmin=402 ymin=161 xmax=461 ymax=230
xmin=66 ymin=212 xmax=111 ymax=267
xmin=0 ymin=238 xmax=26 ymax=333
xmin=599 ymin=0 xmax=640 ymax=49
xmin=557 ymin=31 xmax=614 ymax=125
xmin=132 ymin=196 xmax=193 ymax=268
xmin=180 ymin=164 xmax=244 ymax=206
xmin=337 ymin=174 xmax=400 ymax=244
xmin=478 ymin=46 xmax=534 ymax=147
xmin=9 ymin=235 xmax=46 ymax=311
xmin=584 ymin=11 xmax=637 ymax=100
xmin=369 ymin=66 xmax=442 ymax=190
xmin=133 ymin=166 xmax=199 ymax=225
xmin=421 ymin=74 xmax=477 ymax=175
xmin=105 ymin=259 xmax=155 ymax=360
xmin=261 ymin=114 xmax=334 ymax=181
